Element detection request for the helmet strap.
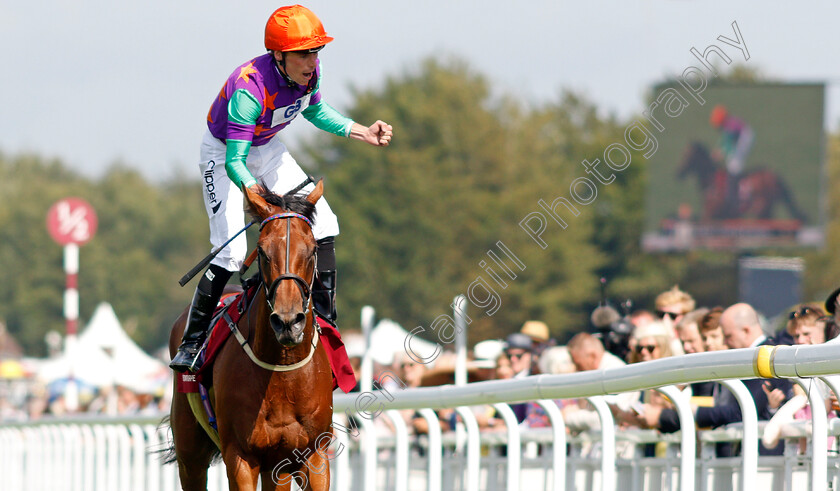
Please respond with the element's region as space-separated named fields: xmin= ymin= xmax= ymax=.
xmin=272 ymin=51 xmax=297 ymax=88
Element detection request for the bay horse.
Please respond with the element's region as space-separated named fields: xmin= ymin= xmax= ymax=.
xmin=677 ymin=141 xmax=808 ymax=222
xmin=168 ymin=181 xmax=333 ymax=490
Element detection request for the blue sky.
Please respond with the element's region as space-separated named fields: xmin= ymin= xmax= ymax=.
xmin=1 ymin=1 xmax=838 ymax=182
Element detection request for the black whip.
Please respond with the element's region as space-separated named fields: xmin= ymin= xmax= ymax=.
xmin=178 ymin=221 xmax=257 ymax=286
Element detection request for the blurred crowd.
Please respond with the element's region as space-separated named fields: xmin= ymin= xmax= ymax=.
xmin=347 ymin=285 xmax=840 ymax=457
xmin=0 ymin=380 xmax=171 ymax=423
xmin=3 ymin=284 xmax=839 ymax=459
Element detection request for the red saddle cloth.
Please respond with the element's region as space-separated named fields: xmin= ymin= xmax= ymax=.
xmin=177 ymin=290 xmax=356 ymax=394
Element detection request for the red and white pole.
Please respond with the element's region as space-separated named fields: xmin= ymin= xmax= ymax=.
xmin=64 ymin=243 xmax=80 ymax=340
xmin=47 ymin=198 xmax=97 ymax=413
xmin=63 ymin=243 xmax=81 ymax=411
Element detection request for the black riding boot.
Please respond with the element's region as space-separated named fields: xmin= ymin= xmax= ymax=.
xmin=313 ymin=237 xmax=338 ymax=324
xmin=170 ymin=264 xmax=232 ymax=372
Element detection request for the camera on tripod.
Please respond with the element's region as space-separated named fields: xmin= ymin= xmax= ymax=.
xmin=590 ymin=277 xmax=634 ymax=361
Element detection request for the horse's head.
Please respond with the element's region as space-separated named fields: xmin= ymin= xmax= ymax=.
xmin=244 ymin=180 xmax=323 ymax=347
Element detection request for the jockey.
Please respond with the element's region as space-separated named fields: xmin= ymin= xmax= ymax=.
xmin=171 ymin=5 xmax=393 ymax=372
xmin=709 ymin=104 xmax=753 ymax=213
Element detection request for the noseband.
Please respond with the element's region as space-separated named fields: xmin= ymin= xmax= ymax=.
xmin=258 ymin=213 xmax=317 ymax=314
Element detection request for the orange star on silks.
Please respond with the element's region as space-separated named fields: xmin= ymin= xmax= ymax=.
xmin=217 ymin=81 xmax=228 ymax=102
xmin=207 ymin=107 xmax=214 ymax=123
xmin=254 ymin=124 xmax=272 ymax=136
xmin=237 ymin=63 xmax=258 ymax=82
xmin=261 ymin=88 xmax=278 ymax=117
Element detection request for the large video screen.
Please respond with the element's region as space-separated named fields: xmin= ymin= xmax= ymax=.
xmin=642 ymin=83 xmax=825 ymax=251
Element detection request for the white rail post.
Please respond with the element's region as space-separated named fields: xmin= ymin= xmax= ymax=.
xmin=453 ymin=295 xmax=469 ymax=454
xmin=418 ymin=408 xmax=443 ymax=491
xmin=493 ymin=402 xmax=521 ymax=491
xmin=106 ymin=424 xmax=120 ymax=490
xmin=360 ymin=306 xmax=375 ymax=394
xmin=159 ymin=423 xmax=177 ymax=491
xmin=93 ymin=424 xmax=108 ymax=491
xmin=58 ymin=424 xmax=76 ymax=489
xmin=80 ymin=423 xmax=96 ymax=491
xmin=386 ymin=409 xmax=410 ymax=491
xmin=145 ymin=423 xmax=163 ymax=490
xmin=454 ymin=294 xmax=468 ymax=387
xmin=588 ymin=396 xmax=616 ymax=491
xmin=46 ymin=424 xmax=62 ymax=489
xmin=66 ymin=424 xmax=84 ymax=491
xmin=357 ymin=416 xmax=378 ymax=491
xmin=720 ymin=379 xmax=758 ymax=490
xmin=127 ymin=424 xmax=146 ymax=491
xmin=793 ymin=378 xmax=828 ymax=491
xmin=536 ymin=399 xmax=567 ymax=491
xmin=455 ymin=406 xmax=481 ymax=491
xmin=656 ymin=385 xmax=695 ymax=491
xmin=114 ymin=424 xmax=132 ymax=491
xmin=331 ymin=413 xmax=351 ymax=491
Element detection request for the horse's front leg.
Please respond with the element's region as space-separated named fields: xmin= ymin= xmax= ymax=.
xmin=222 ymin=447 xmax=260 ymax=491
xmin=260 ymin=449 xmax=329 ymax=491
xmin=300 ymin=449 xmax=330 ymax=491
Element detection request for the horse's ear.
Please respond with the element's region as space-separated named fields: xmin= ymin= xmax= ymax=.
xmin=243 ymin=185 xmax=272 ymax=219
xmin=306 ymin=179 xmax=324 ymax=205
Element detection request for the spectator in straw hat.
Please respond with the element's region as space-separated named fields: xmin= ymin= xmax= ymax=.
xmin=520 ymin=320 xmax=549 ymax=344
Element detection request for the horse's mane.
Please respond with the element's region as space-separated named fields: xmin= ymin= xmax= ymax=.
xmin=254 ymin=189 xmax=317 ymax=223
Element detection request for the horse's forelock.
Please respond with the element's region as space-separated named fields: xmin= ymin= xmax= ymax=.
xmin=257 ymin=189 xmax=317 ymax=223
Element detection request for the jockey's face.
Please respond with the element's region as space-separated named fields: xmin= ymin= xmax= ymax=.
xmin=275 ymin=50 xmax=318 ymax=86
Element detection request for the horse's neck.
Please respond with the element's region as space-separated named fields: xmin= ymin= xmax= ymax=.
xmin=694 ymin=155 xmax=718 ymax=186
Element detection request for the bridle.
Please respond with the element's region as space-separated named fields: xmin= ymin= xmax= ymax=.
xmin=258 ymin=212 xmax=317 ymax=315
xmin=224 ymin=211 xmax=320 ymax=373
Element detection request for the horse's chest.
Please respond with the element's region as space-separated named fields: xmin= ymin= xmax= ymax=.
xmin=246 ymin=396 xmax=325 ymax=451
xmin=249 ymin=419 xmax=306 ymax=451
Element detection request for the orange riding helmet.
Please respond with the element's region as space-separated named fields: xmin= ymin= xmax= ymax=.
xmin=265 ymin=5 xmax=334 ymax=52
xmin=709 ymin=104 xmax=728 ymax=127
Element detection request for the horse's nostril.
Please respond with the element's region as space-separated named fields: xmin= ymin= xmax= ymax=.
xmin=270 ymin=312 xmax=305 ymax=332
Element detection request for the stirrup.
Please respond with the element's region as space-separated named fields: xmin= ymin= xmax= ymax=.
xmin=170 ymin=338 xmax=205 ymax=372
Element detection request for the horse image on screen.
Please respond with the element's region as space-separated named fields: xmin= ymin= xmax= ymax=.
xmin=643 ymin=83 xmax=824 ymax=251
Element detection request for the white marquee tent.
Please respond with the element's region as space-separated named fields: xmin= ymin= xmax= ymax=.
xmin=36 ymin=302 xmax=168 ymax=393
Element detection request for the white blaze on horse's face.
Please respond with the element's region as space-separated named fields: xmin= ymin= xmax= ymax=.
xmin=243 ymin=182 xmax=323 ymax=348
xmin=258 ymin=213 xmax=317 ymax=347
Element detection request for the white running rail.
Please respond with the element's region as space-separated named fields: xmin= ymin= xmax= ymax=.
xmin=2 ymin=343 xmax=840 ymax=490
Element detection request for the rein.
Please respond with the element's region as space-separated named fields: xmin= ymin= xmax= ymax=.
xmin=228 ymin=211 xmax=320 ymax=372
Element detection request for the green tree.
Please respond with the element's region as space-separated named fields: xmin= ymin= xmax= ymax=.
xmin=302 ymin=60 xmax=625 ymax=343
xmin=0 ymin=156 xmax=207 ymax=355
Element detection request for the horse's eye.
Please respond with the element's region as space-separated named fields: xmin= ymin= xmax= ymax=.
xmin=258 ymin=248 xmax=270 ymax=263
